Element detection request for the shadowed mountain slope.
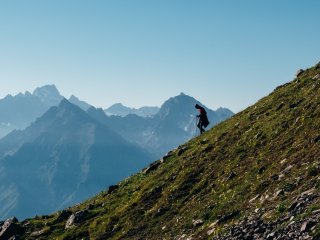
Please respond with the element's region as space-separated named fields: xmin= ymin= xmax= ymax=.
xmin=4 ymin=62 xmax=320 ymax=239
xmin=0 ymin=99 xmax=152 ymax=220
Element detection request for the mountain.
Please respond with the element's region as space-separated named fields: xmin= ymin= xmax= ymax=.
xmin=0 ymin=85 xmax=63 ymax=138
xmin=105 ymin=103 xmax=160 ymax=117
xmin=90 ymin=93 xmax=233 ymax=158
xmin=8 ymin=62 xmax=320 ymax=239
xmin=33 ymin=84 xmax=63 ymax=107
xmin=0 ymin=99 xmax=152 ymax=220
xmin=69 ymin=95 xmax=92 ymax=111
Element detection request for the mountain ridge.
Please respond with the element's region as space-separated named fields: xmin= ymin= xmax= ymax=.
xmin=105 ymin=103 xmax=160 ymax=117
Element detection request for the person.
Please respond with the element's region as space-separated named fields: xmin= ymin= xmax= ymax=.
xmin=195 ymin=104 xmax=210 ymax=134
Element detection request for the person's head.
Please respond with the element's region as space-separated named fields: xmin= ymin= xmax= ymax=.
xmin=195 ymin=104 xmax=200 ymax=109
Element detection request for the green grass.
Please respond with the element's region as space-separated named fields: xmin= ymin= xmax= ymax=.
xmin=18 ymin=62 xmax=320 ymax=239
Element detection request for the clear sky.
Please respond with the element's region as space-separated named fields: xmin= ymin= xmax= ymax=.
xmin=0 ymin=0 xmax=319 ymax=112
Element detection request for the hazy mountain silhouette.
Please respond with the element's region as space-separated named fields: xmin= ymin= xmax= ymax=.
xmin=0 ymin=99 xmax=152 ymax=220
xmin=33 ymin=84 xmax=63 ymax=107
xmin=0 ymin=85 xmax=63 ymax=138
xmin=105 ymin=103 xmax=159 ymax=117
xmin=0 ymin=85 xmax=94 ymax=139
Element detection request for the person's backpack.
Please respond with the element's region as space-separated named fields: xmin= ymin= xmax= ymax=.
xmin=202 ymin=115 xmax=210 ymax=128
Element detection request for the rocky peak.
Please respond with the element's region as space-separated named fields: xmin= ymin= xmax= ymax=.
xmin=33 ymin=84 xmax=63 ymax=106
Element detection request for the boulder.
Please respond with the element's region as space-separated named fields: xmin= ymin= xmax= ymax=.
xmin=312 ymin=74 xmax=320 ymax=80
xmin=0 ymin=217 xmax=23 ymax=240
xmin=177 ymin=146 xmax=188 ymax=156
xmin=192 ymin=219 xmax=204 ymax=227
xmin=143 ymin=161 xmax=162 ymax=174
xmin=296 ymin=69 xmax=304 ymax=77
xmin=217 ymin=211 xmax=240 ymax=224
xmin=227 ymin=172 xmax=236 ymax=180
xmin=54 ymin=210 xmax=72 ymax=224
xmin=107 ymin=185 xmax=119 ymax=194
xmin=65 ymin=210 xmax=89 ymax=229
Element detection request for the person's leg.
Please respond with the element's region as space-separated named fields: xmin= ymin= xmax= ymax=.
xmin=200 ymin=123 xmax=205 ymax=134
xmin=197 ymin=121 xmax=202 ymax=130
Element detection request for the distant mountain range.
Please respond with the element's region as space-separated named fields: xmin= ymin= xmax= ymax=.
xmin=0 ymin=85 xmax=62 ymax=138
xmin=0 ymin=85 xmax=92 ymax=138
xmin=105 ymin=103 xmax=159 ymax=117
xmin=0 ymin=99 xmax=152 ymax=219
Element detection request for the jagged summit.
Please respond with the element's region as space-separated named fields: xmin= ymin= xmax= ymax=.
xmin=3 ymin=63 xmax=320 ymax=239
xmin=33 ymin=84 xmax=63 ymax=106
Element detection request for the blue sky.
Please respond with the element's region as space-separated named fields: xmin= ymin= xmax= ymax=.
xmin=0 ymin=1 xmax=319 ymax=112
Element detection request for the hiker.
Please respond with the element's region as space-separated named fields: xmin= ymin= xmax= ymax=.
xmin=195 ymin=104 xmax=210 ymax=134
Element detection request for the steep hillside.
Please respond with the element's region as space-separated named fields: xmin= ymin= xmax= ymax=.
xmin=3 ymin=62 xmax=320 ymax=239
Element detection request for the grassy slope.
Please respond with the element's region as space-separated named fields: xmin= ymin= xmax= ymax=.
xmin=21 ymin=63 xmax=320 ymax=239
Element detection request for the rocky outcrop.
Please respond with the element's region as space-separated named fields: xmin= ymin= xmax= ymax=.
xmin=0 ymin=217 xmax=23 ymax=240
xmin=65 ymin=210 xmax=90 ymax=229
xmin=212 ymin=189 xmax=319 ymax=239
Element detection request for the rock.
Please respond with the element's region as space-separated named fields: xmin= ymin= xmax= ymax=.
xmin=192 ymin=219 xmax=204 ymax=227
xmin=203 ymin=144 xmax=213 ymax=153
xmin=288 ymin=202 xmax=298 ymax=212
xmin=54 ymin=210 xmax=72 ymax=224
xmin=0 ymin=217 xmax=23 ymax=240
xmin=273 ymin=189 xmax=284 ymax=199
xmin=312 ymin=74 xmax=320 ymax=80
xmin=266 ymin=232 xmax=275 ymax=239
xmin=200 ymin=139 xmax=208 ymax=144
xmin=300 ymin=220 xmax=317 ymax=232
xmin=258 ymin=166 xmax=266 ymax=174
xmin=65 ymin=210 xmax=89 ymax=229
xmin=107 ymin=185 xmax=119 ymax=194
xmin=301 ymin=188 xmax=315 ymax=196
xmin=281 ymin=164 xmax=293 ymax=174
xmin=276 ymin=102 xmax=285 ymax=111
xmin=312 ymin=209 xmax=320 ymax=214
xmin=143 ymin=161 xmax=162 ymax=174
xmin=8 ymin=237 xmax=21 ymax=240
xmin=296 ymin=69 xmax=304 ymax=77
xmin=227 ymin=172 xmax=236 ymax=180
xmin=30 ymin=228 xmax=49 ymax=237
xmin=313 ymin=135 xmax=320 ymax=143
xmin=217 ymin=211 xmax=240 ymax=224
xmin=177 ymin=146 xmax=188 ymax=156
xmin=163 ymin=150 xmax=174 ymax=160
xmin=300 ymin=221 xmax=308 ymax=232
xmin=249 ymin=194 xmax=260 ymax=203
